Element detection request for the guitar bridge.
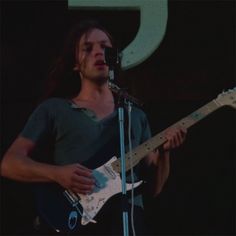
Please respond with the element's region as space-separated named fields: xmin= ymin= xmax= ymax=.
xmin=63 ymin=190 xmax=81 ymax=207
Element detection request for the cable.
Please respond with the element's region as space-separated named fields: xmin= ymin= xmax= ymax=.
xmin=127 ymin=101 xmax=136 ymax=236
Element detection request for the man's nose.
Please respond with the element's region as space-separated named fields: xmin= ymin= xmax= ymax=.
xmin=94 ymin=45 xmax=104 ymax=56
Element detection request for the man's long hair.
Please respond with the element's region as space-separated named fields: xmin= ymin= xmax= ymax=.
xmin=42 ymin=19 xmax=115 ymax=100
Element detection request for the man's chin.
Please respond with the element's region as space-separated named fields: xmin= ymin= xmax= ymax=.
xmin=89 ymin=75 xmax=108 ymax=85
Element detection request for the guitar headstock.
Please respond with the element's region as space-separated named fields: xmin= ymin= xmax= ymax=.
xmin=215 ymin=87 xmax=236 ymax=109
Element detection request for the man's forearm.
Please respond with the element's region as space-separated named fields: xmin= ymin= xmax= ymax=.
xmin=1 ymin=154 xmax=58 ymax=183
xmin=144 ymin=150 xmax=170 ymax=197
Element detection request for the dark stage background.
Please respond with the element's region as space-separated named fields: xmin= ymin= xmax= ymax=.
xmin=0 ymin=0 xmax=235 ymax=235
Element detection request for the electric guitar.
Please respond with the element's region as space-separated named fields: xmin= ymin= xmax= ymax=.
xmin=35 ymin=88 xmax=236 ymax=233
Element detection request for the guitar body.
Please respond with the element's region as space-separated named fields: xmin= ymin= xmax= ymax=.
xmin=35 ymin=183 xmax=82 ymax=232
xmin=34 ymin=156 xmax=142 ymax=233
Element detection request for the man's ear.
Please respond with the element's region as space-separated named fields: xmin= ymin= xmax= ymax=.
xmin=73 ymin=64 xmax=80 ymax=71
xmin=74 ymin=51 xmax=80 ymax=71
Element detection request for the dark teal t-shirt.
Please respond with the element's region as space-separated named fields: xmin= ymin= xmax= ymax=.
xmin=20 ymin=98 xmax=151 ymax=206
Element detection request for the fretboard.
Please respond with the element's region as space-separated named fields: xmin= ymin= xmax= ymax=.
xmin=111 ymin=99 xmax=222 ymax=173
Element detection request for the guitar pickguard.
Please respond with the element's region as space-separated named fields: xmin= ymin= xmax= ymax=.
xmin=78 ymin=156 xmax=142 ymax=225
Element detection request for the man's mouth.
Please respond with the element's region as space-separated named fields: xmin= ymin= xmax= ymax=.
xmin=94 ymin=60 xmax=106 ymax=66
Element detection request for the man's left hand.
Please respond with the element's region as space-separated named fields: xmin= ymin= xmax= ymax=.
xmin=163 ymin=127 xmax=187 ymax=151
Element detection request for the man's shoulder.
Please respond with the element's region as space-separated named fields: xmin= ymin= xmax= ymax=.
xmin=131 ymin=106 xmax=147 ymax=119
xmin=37 ymin=97 xmax=69 ymax=109
xmin=32 ymin=98 xmax=70 ymax=116
xmin=40 ymin=97 xmax=68 ymax=106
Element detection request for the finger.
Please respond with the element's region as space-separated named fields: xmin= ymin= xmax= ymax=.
xmin=181 ymin=127 xmax=187 ymax=134
xmin=170 ymin=128 xmax=184 ymax=146
xmin=72 ymin=174 xmax=95 ymax=185
xmin=174 ymin=131 xmax=182 ymax=146
xmin=178 ymin=127 xmax=187 ymax=138
xmin=171 ymin=136 xmax=177 ymax=148
xmin=76 ymin=164 xmax=93 ymax=173
xmin=177 ymin=128 xmax=187 ymax=144
xmin=166 ymin=130 xmax=175 ymax=146
xmin=71 ymin=182 xmax=95 ymax=191
xmin=163 ymin=140 xmax=171 ymax=150
xmin=71 ymin=187 xmax=93 ymax=195
xmin=153 ymin=148 xmax=160 ymax=155
xmin=166 ymin=134 xmax=178 ymax=149
xmin=75 ymin=168 xmax=94 ymax=179
xmin=72 ymin=182 xmax=94 ymax=191
xmin=71 ymin=180 xmax=95 ymax=193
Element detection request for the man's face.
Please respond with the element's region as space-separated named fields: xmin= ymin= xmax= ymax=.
xmin=75 ymin=28 xmax=112 ymax=83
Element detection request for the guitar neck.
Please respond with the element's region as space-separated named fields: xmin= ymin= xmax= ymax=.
xmin=111 ymin=99 xmax=222 ymax=173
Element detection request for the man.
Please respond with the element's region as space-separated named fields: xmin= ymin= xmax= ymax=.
xmin=1 ymin=20 xmax=186 ymax=235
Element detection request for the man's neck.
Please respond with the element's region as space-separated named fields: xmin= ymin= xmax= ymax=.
xmin=74 ymin=79 xmax=114 ymax=103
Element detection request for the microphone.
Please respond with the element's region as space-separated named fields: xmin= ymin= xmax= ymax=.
xmin=104 ymin=47 xmax=119 ymax=68
xmin=104 ymin=47 xmax=120 ymax=83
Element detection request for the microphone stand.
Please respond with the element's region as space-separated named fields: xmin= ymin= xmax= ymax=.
xmin=105 ymin=48 xmax=142 ymax=236
xmin=110 ymin=81 xmax=143 ymax=236
xmin=108 ymin=82 xmax=143 ymax=108
xmin=109 ymin=70 xmax=129 ymax=236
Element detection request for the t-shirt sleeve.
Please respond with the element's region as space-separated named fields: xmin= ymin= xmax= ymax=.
xmin=20 ymin=101 xmax=53 ymax=143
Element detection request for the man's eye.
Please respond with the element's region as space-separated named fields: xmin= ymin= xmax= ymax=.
xmin=83 ymin=46 xmax=92 ymax=52
xmin=101 ymin=44 xmax=110 ymax=49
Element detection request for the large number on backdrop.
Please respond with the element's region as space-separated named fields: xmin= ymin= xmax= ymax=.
xmin=68 ymin=0 xmax=168 ymax=70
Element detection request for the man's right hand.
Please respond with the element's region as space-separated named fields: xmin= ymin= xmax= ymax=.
xmin=55 ymin=164 xmax=95 ymax=194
